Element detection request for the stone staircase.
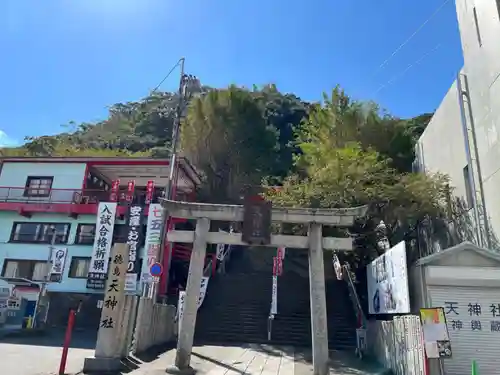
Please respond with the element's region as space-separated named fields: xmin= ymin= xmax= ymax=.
xmin=193 ymin=246 xmax=357 ymax=350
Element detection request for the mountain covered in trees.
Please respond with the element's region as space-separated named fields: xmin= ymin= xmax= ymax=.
xmin=3 ymin=83 xmax=448 ymax=265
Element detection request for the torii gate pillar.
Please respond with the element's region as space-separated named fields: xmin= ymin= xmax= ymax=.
xmin=163 ymin=199 xmax=367 ymax=375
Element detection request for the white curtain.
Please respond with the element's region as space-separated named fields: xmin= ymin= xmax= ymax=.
xmin=4 ymin=261 xmax=19 ymax=278
xmin=74 ymin=259 xmax=90 ymax=278
xmin=32 ymin=262 xmax=47 ymax=281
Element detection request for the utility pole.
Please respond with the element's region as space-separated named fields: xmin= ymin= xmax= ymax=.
xmin=157 ymin=58 xmax=200 ymax=299
xmin=34 ymin=225 xmax=57 ymax=327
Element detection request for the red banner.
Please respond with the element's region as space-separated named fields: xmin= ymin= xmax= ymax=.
xmin=109 ymin=180 xmax=120 ymax=202
xmin=276 ymin=247 xmax=283 ymax=276
xmin=145 ymin=180 xmax=155 ymax=204
xmin=126 ymin=180 xmax=136 ymax=202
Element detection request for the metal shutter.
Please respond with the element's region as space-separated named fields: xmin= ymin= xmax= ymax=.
xmin=429 ymin=286 xmax=500 ymax=375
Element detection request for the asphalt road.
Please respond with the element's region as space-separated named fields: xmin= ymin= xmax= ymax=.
xmin=0 ymin=329 xmax=97 ymax=375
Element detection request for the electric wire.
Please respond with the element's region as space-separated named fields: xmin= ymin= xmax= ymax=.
xmin=151 ymin=58 xmax=184 ymax=93
xmin=371 ymin=0 xmax=451 ymax=78
xmin=373 ymin=43 xmax=442 ymax=96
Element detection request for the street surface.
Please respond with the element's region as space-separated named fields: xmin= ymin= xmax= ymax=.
xmin=0 ymin=333 xmax=385 ymax=375
xmin=0 ymin=330 xmax=95 ymax=375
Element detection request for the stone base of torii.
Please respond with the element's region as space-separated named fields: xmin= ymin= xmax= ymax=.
xmin=160 ymin=199 xmax=367 ymax=375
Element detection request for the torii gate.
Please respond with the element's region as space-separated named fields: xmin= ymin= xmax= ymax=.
xmin=162 ymin=198 xmax=367 ymax=375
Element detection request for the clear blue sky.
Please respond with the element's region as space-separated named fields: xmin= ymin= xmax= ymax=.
xmin=0 ymin=0 xmax=463 ymax=146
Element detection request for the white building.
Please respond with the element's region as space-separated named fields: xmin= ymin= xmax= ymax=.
xmin=415 ymin=0 xmax=500 ymax=251
xmin=413 ymin=1 xmax=500 ymax=374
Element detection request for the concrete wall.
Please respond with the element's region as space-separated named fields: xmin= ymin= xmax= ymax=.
xmin=415 ymin=0 xmax=500 ymax=249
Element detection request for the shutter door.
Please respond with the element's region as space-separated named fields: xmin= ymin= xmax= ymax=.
xmin=429 ymin=286 xmax=500 ymax=375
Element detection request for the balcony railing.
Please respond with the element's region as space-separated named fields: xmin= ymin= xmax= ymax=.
xmin=0 ymin=187 xmax=161 ymax=206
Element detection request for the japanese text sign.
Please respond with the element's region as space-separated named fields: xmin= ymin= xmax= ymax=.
xmin=141 ymin=203 xmax=164 ymax=283
xmin=443 ymin=299 xmax=500 ymax=333
xmin=95 ymin=243 xmax=129 ymax=358
xmin=124 ymin=204 xmax=144 ymax=293
xmin=145 ymin=180 xmax=155 ymax=205
xmin=49 ymin=247 xmax=68 ymax=283
xmin=87 ymin=202 xmax=117 ymax=289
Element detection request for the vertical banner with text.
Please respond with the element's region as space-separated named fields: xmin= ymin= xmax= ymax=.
xmin=145 ymin=180 xmax=155 ymax=205
xmin=125 ymin=205 xmax=144 ymax=293
xmin=49 ymin=248 xmax=68 ymax=283
xmin=87 ymin=202 xmax=117 ymax=289
xmin=141 ymin=203 xmax=163 ymax=285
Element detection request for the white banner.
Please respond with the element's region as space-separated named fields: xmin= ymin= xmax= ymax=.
xmin=87 ymin=202 xmax=117 ymax=289
xmin=177 ymin=277 xmax=210 ymax=334
xmin=125 ymin=205 xmax=144 ymax=293
xmin=271 ymin=275 xmax=278 ymax=315
xmin=216 ymin=229 xmax=229 ymax=261
xmin=50 ymin=247 xmax=68 ymax=281
xmin=198 ymin=276 xmax=209 ymax=307
xmin=141 ymin=203 xmax=164 ymax=283
xmin=367 ymin=240 xmax=410 ymax=314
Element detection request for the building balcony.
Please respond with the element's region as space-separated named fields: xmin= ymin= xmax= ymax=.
xmin=0 ymin=186 xmax=162 ymax=217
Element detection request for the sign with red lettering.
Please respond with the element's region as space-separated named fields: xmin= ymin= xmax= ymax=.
xmin=145 ymin=180 xmax=155 ymax=205
xmin=109 ymin=180 xmax=120 ymax=202
xmin=126 ymin=180 xmax=136 ymax=202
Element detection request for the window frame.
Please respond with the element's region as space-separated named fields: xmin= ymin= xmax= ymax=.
xmin=9 ymin=222 xmax=71 ymax=244
xmin=1 ymin=259 xmax=48 ymax=281
xmin=75 ymin=224 xmax=96 ymax=245
xmin=68 ymin=257 xmax=91 ymax=279
xmin=23 ymin=176 xmax=54 ymax=197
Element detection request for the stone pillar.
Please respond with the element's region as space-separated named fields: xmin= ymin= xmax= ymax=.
xmin=308 ymin=223 xmax=329 ymax=375
xmin=84 ymin=243 xmax=129 ymax=373
xmin=167 ymin=217 xmax=209 ymax=374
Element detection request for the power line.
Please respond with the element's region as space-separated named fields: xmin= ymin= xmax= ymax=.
xmin=371 ymin=0 xmax=451 ymax=78
xmin=151 ymin=58 xmax=184 ymax=93
xmin=373 ymin=43 xmax=441 ymax=96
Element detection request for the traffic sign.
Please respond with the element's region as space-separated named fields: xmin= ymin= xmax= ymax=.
xmin=150 ymin=262 xmax=163 ymax=277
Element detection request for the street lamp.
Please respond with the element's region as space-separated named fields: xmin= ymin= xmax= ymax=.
xmin=375 ymin=220 xmax=391 ymax=252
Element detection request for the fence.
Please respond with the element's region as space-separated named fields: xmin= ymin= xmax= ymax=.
xmin=131 ymin=299 xmax=176 ymax=354
xmin=366 ymin=315 xmax=426 ymax=375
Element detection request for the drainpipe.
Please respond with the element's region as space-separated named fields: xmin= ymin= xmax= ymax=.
xmin=456 ymin=72 xmax=491 ymax=248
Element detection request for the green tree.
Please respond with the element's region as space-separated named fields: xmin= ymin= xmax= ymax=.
xmin=181 ymin=85 xmax=279 ymax=203
xmin=265 ymin=88 xmax=449 ymax=266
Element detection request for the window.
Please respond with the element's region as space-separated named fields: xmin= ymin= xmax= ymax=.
xmin=463 ymin=165 xmax=475 ymax=209
xmin=10 ymin=222 xmax=71 ymax=244
xmin=24 ymin=176 xmax=53 ymax=197
xmin=68 ymin=257 xmax=91 ymax=278
xmin=2 ymin=259 xmax=48 ymax=281
xmin=75 ymin=224 xmax=96 ymax=245
xmin=473 ymin=7 xmax=482 ymax=47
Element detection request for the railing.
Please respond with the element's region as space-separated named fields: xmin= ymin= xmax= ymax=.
xmin=0 ymin=186 xmax=161 ymax=205
xmin=342 ymin=263 xmax=365 ymax=327
xmin=341 ymin=262 xmax=367 ymax=358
